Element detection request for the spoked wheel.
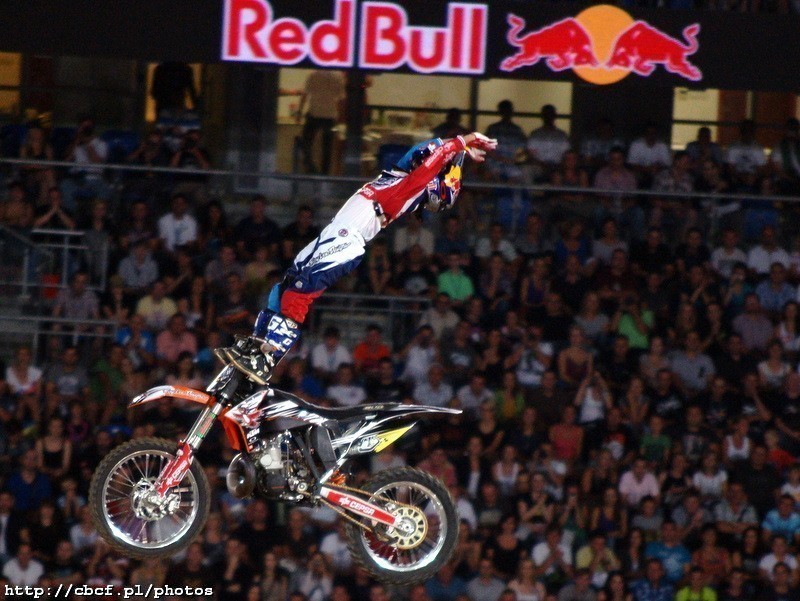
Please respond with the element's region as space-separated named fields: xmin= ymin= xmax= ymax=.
xmin=89 ymin=437 xmax=209 ymax=558
xmin=345 ymin=467 xmax=458 ymax=585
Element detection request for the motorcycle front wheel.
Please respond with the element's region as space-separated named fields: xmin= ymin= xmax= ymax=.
xmin=88 ymin=437 xmax=210 ymax=558
xmin=345 ymin=467 xmax=458 ymax=585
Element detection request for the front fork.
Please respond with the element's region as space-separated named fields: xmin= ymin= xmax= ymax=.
xmin=155 ymin=402 xmax=224 ymax=496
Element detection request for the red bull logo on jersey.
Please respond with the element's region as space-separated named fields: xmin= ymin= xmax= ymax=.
xmin=500 ymin=4 xmax=702 ymax=85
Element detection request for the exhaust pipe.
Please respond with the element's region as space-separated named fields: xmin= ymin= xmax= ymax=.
xmin=226 ymin=453 xmax=256 ymax=498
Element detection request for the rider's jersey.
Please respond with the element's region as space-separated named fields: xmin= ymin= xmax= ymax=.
xmin=357 ymin=136 xmax=466 ymax=223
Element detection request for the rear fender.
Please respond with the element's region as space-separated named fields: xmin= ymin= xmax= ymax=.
xmin=129 ymin=385 xmax=213 ymax=408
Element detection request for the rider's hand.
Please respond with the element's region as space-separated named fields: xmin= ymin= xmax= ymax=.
xmin=464 ymin=132 xmax=498 ymax=152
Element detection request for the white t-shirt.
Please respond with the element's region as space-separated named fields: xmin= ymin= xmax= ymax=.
xmin=158 ymin=213 xmax=198 ymax=251
xmin=527 ymin=127 xmax=570 ymax=165
xmin=310 ymin=343 xmax=352 ymax=375
xmin=627 ymin=138 xmax=671 ymax=167
xmin=401 ymin=345 xmax=437 ymax=386
xmin=474 ymin=238 xmax=518 ymax=262
xmin=320 ymin=532 xmax=352 ymax=573
xmin=759 ymin=553 xmax=798 ymax=581
xmin=412 ymin=382 xmax=454 ymax=407
xmin=692 ymin=470 xmax=728 ymax=499
xmin=456 ymin=385 xmax=494 ymax=413
xmin=531 ymin=542 xmax=573 ymax=575
xmin=2 ymin=558 xmax=44 ymax=586
xmin=72 ymin=138 xmax=109 ymax=178
xmin=326 ymin=384 xmax=366 ymax=407
xmin=711 ymin=247 xmax=747 ymax=279
xmin=304 ymin=71 xmax=345 ymax=120
xmin=5 ymin=366 xmax=43 ymax=396
xmin=726 ymin=142 xmax=767 ymax=174
xmin=747 ymin=245 xmax=790 ymax=275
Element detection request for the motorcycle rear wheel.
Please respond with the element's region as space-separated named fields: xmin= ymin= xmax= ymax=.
xmin=345 ymin=467 xmax=458 ymax=585
xmin=89 ymin=437 xmax=210 ymax=558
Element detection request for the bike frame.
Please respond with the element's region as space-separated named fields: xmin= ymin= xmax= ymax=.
xmin=127 ymin=368 xmax=410 ymax=530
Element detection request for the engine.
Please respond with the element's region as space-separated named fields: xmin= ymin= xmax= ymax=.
xmin=226 ymin=433 xmax=313 ymax=500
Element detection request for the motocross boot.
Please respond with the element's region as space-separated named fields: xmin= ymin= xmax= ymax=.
xmin=226 ymin=314 xmax=299 ymax=385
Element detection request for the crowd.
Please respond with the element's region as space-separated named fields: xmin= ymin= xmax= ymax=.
xmin=1 ymin=102 xmax=800 ymax=601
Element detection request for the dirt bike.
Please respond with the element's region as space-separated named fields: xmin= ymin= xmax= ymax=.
xmin=89 ymin=362 xmax=461 ymax=584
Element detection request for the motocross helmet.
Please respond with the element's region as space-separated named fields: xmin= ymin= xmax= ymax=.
xmin=395 ymin=138 xmax=464 ymax=212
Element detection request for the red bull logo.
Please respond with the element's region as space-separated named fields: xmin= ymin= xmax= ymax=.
xmin=500 ymin=4 xmax=702 ymax=85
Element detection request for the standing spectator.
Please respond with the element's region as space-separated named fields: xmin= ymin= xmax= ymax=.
xmin=685 ymin=126 xmax=724 ymax=169
xmin=771 ymin=118 xmax=800 ymax=194
xmin=298 ymin=70 xmax=344 ymax=175
xmin=151 ymin=61 xmax=197 ymax=116
xmin=61 ymin=116 xmax=109 ymax=210
xmin=19 ymin=123 xmax=56 ymax=204
xmin=527 ymin=104 xmax=570 ymax=174
xmin=432 ymin=108 xmax=470 ymax=139
xmin=158 ymin=193 xmax=198 ymax=252
xmin=484 ymin=100 xmax=527 ymax=183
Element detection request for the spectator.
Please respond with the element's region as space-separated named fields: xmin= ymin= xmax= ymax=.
xmin=515 ymin=212 xmax=553 ymax=259
xmin=575 ymin=531 xmax=621 ymax=589
xmin=711 ymin=228 xmax=747 ymax=281
xmin=353 ymin=325 xmax=391 ymax=380
xmin=732 ymin=293 xmax=773 ymax=353
xmin=420 ymin=293 xmax=461 ymax=341
xmin=771 ymin=117 xmax=800 ymax=194
xmin=435 ymin=214 xmax=471 ymax=259
xmin=675 ymin=567 xmax=718 ymax=601
xmin=117 ymin=239 xmax=159 ymax=296
xmin=309 ymin=327 xmax=352 ymax=382
xmin=746 ymin=225 xmax=789 ymax=276
xmin=725 ymin=119 xmax=767 ymax=178
xmin=484 ymin=100 xmax=527 ymax=183
xmin=1 ymin=180 xmax=34 ymax=229
xmin=670 ymin=332 xmax=715 ymax=398
xmin=158 ymin=193 xmax=198 ymax=251
xmin=204 ymin=244 xmax=245 ymax=294
xmin=644 ymin=522 xmax=691 ymax=585
xmin=298 ymin=70 xmax=344 ymax=175
xmin=756 ymin=263 xmax=795 ymax=315
xmin=685 ymin=126 xmax=724 ymax=169
xmin=413 ymin=364 xmax=454 ymax=408
xmin=281 ymin=205 xmax=320 ymax=260
xmin=234 ymin=195 xmax=281 ymax=261
xmin=757 ymin=535 xmax=798 ymax=582
xmin=394 ymin=212 xmax=435 ymax=258
xmin=2 ymin=542 xmax=44 ymax=587
xmin=61 ymin=116 xmax=109 ymax=210
xmin=19 ymin=123 xmax=56 ymax=204
xmin=135 ymin=280 xmax=178 ymax=332
xmin=44 ymin=345 xmax=89 ymax=418
xmin=169 ymin=128 xmax=212 ymax=203
xmin=475 ymin=223 xmax=519 ymax=264
xmin=527 ymin=104 xmax=570 ymax=173
xmin=619 ymin=458 xmax=660 ymax=509
xmin=531 ymin=525 xmax=573 ymax=592
xmin=155 ymin=313 xmax=197 ymax=368
xmin=432 ymin=108 xmax=470 ymax=140
xmin=581 ymin=118 xmax=625 ymax=170
xmin=52 ymin=271 xmax=100 ymax=331
xmin=557 ymin=569 xmax=597 ymax=601
xmin=5 ymin=449 xmax=52 ymax=514
xmin=627 ymin=124 xmax=672 ymax=186
xmin=33 ymin=187 xmax=75 ymax=230
xmin=631 ymin=559 xmax=673 ymax=601
xmin=326 ymin=364 xmax=366 ymax=407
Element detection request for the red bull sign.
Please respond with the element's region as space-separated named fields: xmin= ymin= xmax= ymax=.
xmin=499 ymin=4 xmax=702 ymax=84
xmin=222 ymin=0 xmax=487 ymax=74
xmin=219 ymin=0 xmax=714 ymax=87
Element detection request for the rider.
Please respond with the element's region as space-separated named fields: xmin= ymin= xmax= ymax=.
xmin=223 ymin=132 xmax=497 ymax=384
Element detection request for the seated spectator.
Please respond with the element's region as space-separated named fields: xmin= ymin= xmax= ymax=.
xmin=213 ymin=272 xmax=255 ymax=338
xmin=762 ymin=494 xmax=800 ymax=545
xmin=549 ymin=405 xmax=584 ymax=465
xmin=441 ymin=321 xmax=479 ymax=390
xmin=685 ymin=126 xmax=724 ymax=169
xmin=400 ymin=325 xmax=439 ymax=386
xmin=475 ymin=223 xmax=519 ymax=265
xmin=52 ymin=271 xmax=100 ymax=333
xmin=518 ymin=257 xmax=551 ymax=320
xmin=756 ymin=262 xmax=795 ymax=316
xmin=675 ymin=567 xmax=718 ymax=601
xmin=353 ymin=325 xmax=391 ymax=381
xmin=619 ymin=458 xmax=660 ymax=509
xmin=412 ymin=364 xmax=453 ymax=407
xmin=392 ymin=244 xmax=437 ymax=297
xmin=434 ymin=214 xmax=470 ymax=259
xmin=732 ymin=293 xmax=773 ymax=353
xmin=118 ymin=200 xmax=157 ymax=253
xmin=575 ymin=531 xmax=621 ymax=589
xmin=494 ymin=371 xmax=525 ymax=423
xmin=1 ymin=180 xmax=34 ymax=229
xmin=115 ymin=313 xmax=156 ymax=370
xmin=233 ymin=195 xmax=281 ymax=261
xmin=204 ymin=244 xmax=244 ymax=294
xmin=44 ymin=346 xmax=89 ymax=419
xmin=630 ymin=227 xmax=674 ymax=276
xmin=155 ymin=313 xmax=197 ymax=368
xmin=711 ymin=228 xmax=747 ymax=281
xmin=595 ymin=249 xmax=637 ymax=313
xmin=747 ymin=225 xmax=790 ymax=276
xmin=19 ymin=123 xmax=56 ymax=204
xmin=670 ymin=332 xmax=715 ymax=398
xmin=5 ymin=449 xmax=52 ymax=514
xmin=592 ymin=218 xmax=628 ymax=267
xmin=309 ymin=326 xmax=352 ymax=383
xmin=169 ymin=128 xmax=211 ymax=203
xmin=420 ymin=293 xmax=460 ymax=341
xmin=581 ymin=118 xmax=625 ymax=170
xmin=674 ymin=228 xmax=710 ymax=276
xmin=394 ymin=211 xmax=434 ymax=258
xmin=158 ymin=193 xmax=198 ymax=252
xmin=631 ymin=559 xmax=673 ymax=601
xmin=645 ymin=521 xmax=691 ymax=585
xmin=726 ymin=119 xmax=767 ymax=179
xmin=771 ymin=117 xmax=800 ymax=194
xmin=457 ymin=372 xmax=494 ymax=418
xmin=136 ymin=280 xmax=178 ymax=332
xmin=758 ymin=535 xmax=798 ymax=583
xmin=531 ymin=524 xmax=573 ymax=592
xmin=33 ymin=187 xmax=75 ymax=230
xmin=2 ymin=542 xmax=44 ymax=587
xmin=515 ymin=212 xmax=553 ymax=260
xmin=117 ymin=239 xmax=159 ymax=296
xmin=557 ymin=569 xmax=596 ymax=601
xmin=761 ymin=562 xmax=798 ymax=601
xmin=757 ymin=339 xmax=791 ymax=391
xmin=326 ymin=364 xmax=366 ymax=407
xmin=652 ymin=151 xmax=694 ymax=194
xmin=60 ymin=116 xmax=109 ymax=211
xmin=417 ymin=447 xmax=457 ymax=488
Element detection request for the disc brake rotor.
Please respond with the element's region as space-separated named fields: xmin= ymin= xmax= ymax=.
xmin=386 ymin=505 xmax=427 ymax=550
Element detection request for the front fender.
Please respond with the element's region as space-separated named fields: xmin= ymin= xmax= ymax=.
xmin=129 ymin=385 xmax=213 ymax=408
